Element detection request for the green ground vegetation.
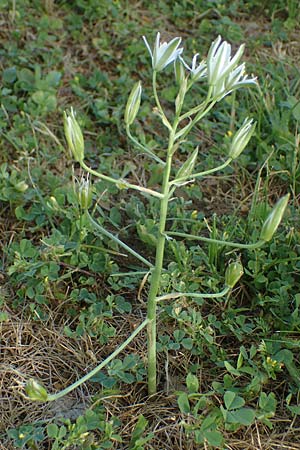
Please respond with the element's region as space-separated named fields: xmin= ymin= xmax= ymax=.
xmin=0 ymin=0 xmax=300 ymax=449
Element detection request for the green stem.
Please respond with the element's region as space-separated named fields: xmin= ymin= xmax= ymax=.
xmin=109 ymin=270 xmax=149 ymax=277
xmin=146 ymin=72 xmax=190 ymax=394
xmin=87 ymin=212 xmax=153 ymax=268
xmin=178 ymin=99 xmax=207 ymax=121
xmin=156 ymin=286 xmax=230 ymax=302
xmin=170 ymin=158 xmax=232 ymax=186
xmin=179 ymin=86 xmax=213 ymax=121
xmin=47 ymin=319 xmax=149 ymax=401
xmin=146 ymin=132 xmax=177 ymax=395
xmin=153 ymin=71 xmax=172 ymax=131
xmin=167 ymin=231 xmax=265 ymax=249
xmin=81 ymin=161 xmax=163 ymax=199
xmin=81 ymin=243 xmax=127 ymax=257
xmin=176 ymin=98 xmax=216 ymax=142
xmin=146 ymin=157 xmax=172 ymax=395
xmin=126 ymin=125 xmax=165 ymax=165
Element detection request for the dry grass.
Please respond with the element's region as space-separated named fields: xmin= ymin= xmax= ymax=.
xmin=1 ymin=301 xmax=300 ymax=449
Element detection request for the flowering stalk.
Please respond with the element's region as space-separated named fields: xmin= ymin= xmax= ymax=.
xmin=28 ymin=33 xmax=289 ymax=402
xmin=146 ymin=121 xmax=179 ymax=395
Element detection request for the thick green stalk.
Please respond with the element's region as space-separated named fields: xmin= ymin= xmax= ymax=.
xmin=147 ymin=70 xmax=186 ymax=395
xmin=147 ymin=140 xmax=174 ymax=395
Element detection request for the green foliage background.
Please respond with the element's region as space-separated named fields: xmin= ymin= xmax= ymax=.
xmin=1 ymin=0 xmax=300 ymax=448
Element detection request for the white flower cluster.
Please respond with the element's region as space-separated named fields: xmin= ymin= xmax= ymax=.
xmin=143 ymin=33 xmax=257 ymax=101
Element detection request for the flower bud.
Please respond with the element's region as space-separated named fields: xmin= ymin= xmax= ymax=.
xmin=63 ymin=108 xmax=84 ymax=163
xmin=260 ymin=194 xmax=290 ymax=242
xmin=124 ymin=81 xmax=142 ymax=126
xmin=25 ymin=378 xmax=48 ymax=402
xmin=175 ymin=77 xmax=187 ymax=114
xmin=14 ymin=181 xmax=29 ymax=193
xmin=228 ymin=118 xmax=256 ymax=160
xmin=175 ymin=148 xmax=198 ymax=185
xmin=75 ymin=175 xmax=92 ymax=209
xmin=174 ymin=58 xmax=185 ymax=85
xmin=225 ymin=262 xmax=243 ymax=288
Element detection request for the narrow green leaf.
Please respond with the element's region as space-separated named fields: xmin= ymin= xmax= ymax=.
xmin=237 ymin=351 xmax=244 ymax=370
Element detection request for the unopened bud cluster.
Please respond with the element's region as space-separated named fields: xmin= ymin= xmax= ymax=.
xmin=75 ymin=175 xmax=92 ymax=210
xmin=64 ymin=108 xmax=84 ymax=163
xmin=25 ymin=379 xmax=48 ymax=402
